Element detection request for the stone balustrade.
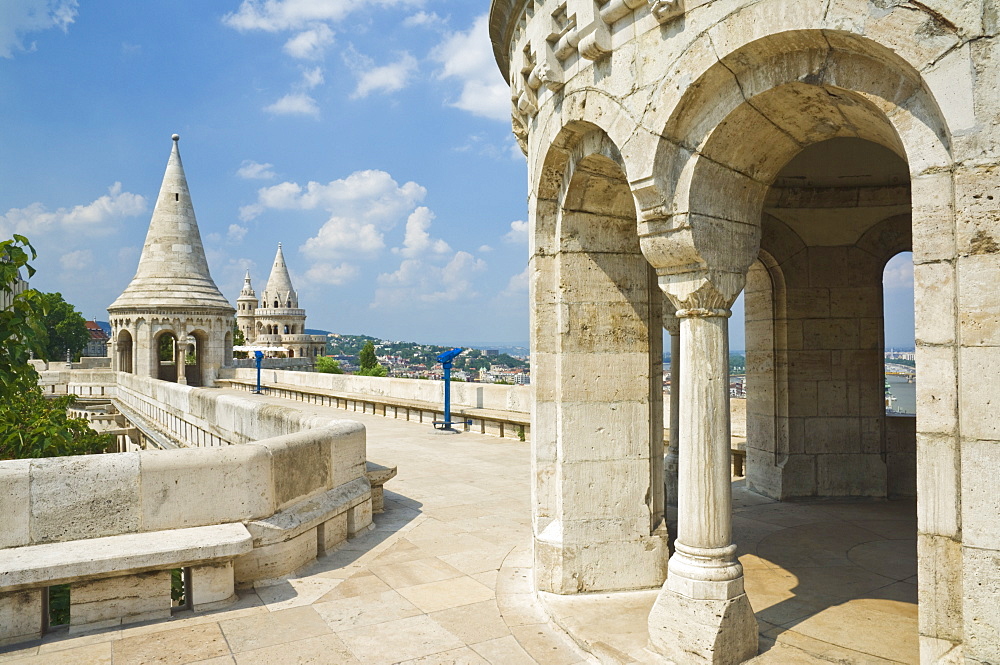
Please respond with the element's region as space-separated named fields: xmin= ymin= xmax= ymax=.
xmin=218 ymin=367 xmax=532 ymax=441
xmin=0 ymin=372 xmax=373 ymax=646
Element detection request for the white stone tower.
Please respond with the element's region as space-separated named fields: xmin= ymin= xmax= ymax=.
xmin=108 ymin=134 xmax=235 ymax=386
xmin=250 ymin=243 xmax=319 ymax=358
xmin=235 ymin=270 xmax=258 ymax=344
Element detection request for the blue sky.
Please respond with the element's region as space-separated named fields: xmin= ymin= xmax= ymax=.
xmin=0 ymin=0 xmax=915 ymax=349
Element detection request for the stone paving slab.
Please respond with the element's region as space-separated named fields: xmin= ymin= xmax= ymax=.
xmin=0 ymin=391 xmax=918 ymax=664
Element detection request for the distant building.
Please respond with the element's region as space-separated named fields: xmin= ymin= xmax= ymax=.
xmin=484 ymin=349 xmax=499 ymax=357
xmin=235 ymin=244 xmax=326 ymax=359
xmin=82 ymin=320 xmax=109 ymax=357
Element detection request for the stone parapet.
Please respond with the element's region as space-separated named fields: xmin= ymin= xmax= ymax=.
xmin=0 ymin=373 xmax=375 ymax=646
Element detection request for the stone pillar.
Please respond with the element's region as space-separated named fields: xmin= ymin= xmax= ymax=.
xmin=664 ymin=304 xmax=680 ymax=507
xmin=648 ymin=300 xmax=757 ymax=663
xmin=649 ymin=305 xmax=757 ymax=664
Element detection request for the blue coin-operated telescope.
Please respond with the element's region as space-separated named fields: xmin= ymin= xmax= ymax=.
xmin=434 ymin=348 xmax=464 ymax=430
xmin=253 ymin=350 xmax=264 ymax=394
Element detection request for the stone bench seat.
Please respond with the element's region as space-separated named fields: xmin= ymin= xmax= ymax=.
xmin=0 ymin=524 xmax=252 ymax=645
xmin=0 ymin=523 xmax=251 ymax=593
xmin=366 ymin=461 xmax=398 ymax=513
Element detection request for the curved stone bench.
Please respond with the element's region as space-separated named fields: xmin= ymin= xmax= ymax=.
xmin=0 ymin=523 xmax=252 ymax=645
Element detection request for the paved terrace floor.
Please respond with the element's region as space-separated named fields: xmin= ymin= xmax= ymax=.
xmin=0 ymin=390 xmax=918 ymax=665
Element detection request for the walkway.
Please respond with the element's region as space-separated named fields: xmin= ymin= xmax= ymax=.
xmin=0 ymin=391 xmax=917 ymax=664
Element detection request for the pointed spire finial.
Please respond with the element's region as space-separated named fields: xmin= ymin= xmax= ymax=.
xmin=172 ymin=134 xmax=180 ymax=142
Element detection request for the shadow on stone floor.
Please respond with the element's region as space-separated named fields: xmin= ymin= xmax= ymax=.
xmin=733 ymin=485 xmax=919 ymax=663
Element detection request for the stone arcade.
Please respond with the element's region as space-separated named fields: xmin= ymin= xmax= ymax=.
xmin=489 ymin=1 xmax=999 ymax=663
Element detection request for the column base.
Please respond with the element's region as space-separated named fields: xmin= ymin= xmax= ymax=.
xmin=648 ymin=586 xmax=758 ymax=664
xmin=534 ymin=529 xmax=669 ymax=594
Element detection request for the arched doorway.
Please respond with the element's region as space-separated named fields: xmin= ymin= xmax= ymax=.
xmin=154 ymin=331 xmax=179 ymax=383
xmin=533 ymin=126 xmax=668 ymax=594
xmin=116 ymin=330 xmax=134 ymax=374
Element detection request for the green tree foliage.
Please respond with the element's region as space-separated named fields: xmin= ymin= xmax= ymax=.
xmin=0 ymin=237 xmax=111 ymax=460
xmin=357 ymin=341 xmax=387 ymax=377
xmin=37 ymin=292 xmax=90 ymax=362
xmin=315 ymin=356 xmax=344 ymax=374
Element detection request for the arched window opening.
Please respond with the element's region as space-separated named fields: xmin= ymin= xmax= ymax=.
xmin=883 ymin=252 xmax=915 ymax=415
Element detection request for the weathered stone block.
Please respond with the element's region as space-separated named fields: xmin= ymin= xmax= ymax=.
xmin=914 ymin=261 xmax=956 ymax=346
xmin=0 ymin=589 xmax=43 ymax=647
xmin=30 ymin=453 xmax=141 ymax=544
xmin=960 ymin=439 xmax=1000 ymax=550
xmin=957 ymin=254 xmax=1000 ymax=347
xmin=962 ymin=545 xmax=1000 ymax=664
xmin=0 ymin=460 xmax=30 ymax=549
xmin=190 ymin=561 xmax=235 ymax=610
xmin=648 ymin=589 xmax=758 ymax=664
xmin=816 ymin=453 xmax=886 ymax=497
xmin=70 ymin=570 xmax=171 ymax=631
xmin=139 ymin=446 xmax=273 ymax=531
xmin=958 ymin=346 xmax=1000 ymax=441
xmin=234 ymin=528 xmax=318 ymax=585
xmin=347 ymin=499 xmax=372 ymax=536
xmin=318 ymin=512 xmax=348 ymax=553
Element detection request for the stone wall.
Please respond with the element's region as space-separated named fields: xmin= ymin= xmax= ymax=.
xmin=220 ymin=367 xmax=532 ymax=415
xmin=1 ymin=373 xmax=367 ymax=550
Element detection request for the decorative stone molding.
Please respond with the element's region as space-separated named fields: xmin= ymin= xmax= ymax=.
xmin=648 ymin=0 xmax=683 ymax=23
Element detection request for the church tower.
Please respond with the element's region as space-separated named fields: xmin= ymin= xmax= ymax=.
xmin=250 ymin=243 xmax=323 ymax=358
xmin=108 ymin=135 xmax=235 ymax=385
xmin=235 ymin=270 xmax=258 ymax=345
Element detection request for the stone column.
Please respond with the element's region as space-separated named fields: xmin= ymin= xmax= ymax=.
xmin=664 ymin=302 xmax=680 ymax=506
xmin=175 ymin=340 xmax=188 ymax=385
xmin=648 ymin=299 xmax=757 ymax=663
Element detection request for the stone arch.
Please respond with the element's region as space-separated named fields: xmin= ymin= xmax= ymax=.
xmin=186 ymin=329 xmax=210 ymax=387
xmin=152 ymin=329 xmax=179 ymax=383
xmin=115 ymin=329 xmax=134 ymax=374
xmin=531 ymin=123 xmax=668 ymax=595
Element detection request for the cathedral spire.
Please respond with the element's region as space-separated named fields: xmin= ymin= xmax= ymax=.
xmin=109 ymin=134 xmax=232 ymax=311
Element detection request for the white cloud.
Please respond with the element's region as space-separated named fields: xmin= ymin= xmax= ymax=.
xmin=347 ymin=50 xmax=418 ymax=99
xmin=0 ymin=0 xmax=78 ymax=58
xmin=59 ymin=249 xmax=92 ymax=271
xmin=243 ymin=169 xmax=425 ymax=221
xmin=0 ymin=182 xmax=146 ymax=238
xmin=504 ymin=220 xmax=528 ymax=244
xmin=283 ymin=23 xmax=333 ymax=59
xmin=303 ymin=216 xmax=385 ymax=257
xmin=264 ymin=66 xmax=324 ymax=117
xmin=883 ymin=252 xmax=914 ymax=289
xmin=236 ymin=160 xmax=277 ymax=180
xmin=223 ymin=0 xmax=422 ymax=32
xmin=227 ymin=224 xmax=248 ymax=242
xmin=305 ymin=261 xmax=359 ymax=285
xmin=374 ymin=250 xmax=486 ymax=307
xmin=403 ymin=11 xmax=444 ymax=29
xmin=478 ymin=244 xmax=493 ymax=253
xmin=501 ymin=265 xmax=529 ymax=296
xmin=264 ymin=91 xmax=319 ymax=117
xmin=431 ymin=14 xmax=509 ymax=121
xmin=394 ymin=207 xmax=450 ymax=258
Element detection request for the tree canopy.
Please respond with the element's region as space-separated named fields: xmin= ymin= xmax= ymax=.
xmin=315 ymin=356 xmax=344 ymax=374
xmin=0 ymin=236 xmax=111 ymax=459
xmin=37 ymin=291 xmax=90 ymax=362
xmin=356 ymin=340 xmax=387 ymax=377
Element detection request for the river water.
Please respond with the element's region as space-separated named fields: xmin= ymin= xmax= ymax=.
xmin=886 ymin=373 xmax=916 ymax=414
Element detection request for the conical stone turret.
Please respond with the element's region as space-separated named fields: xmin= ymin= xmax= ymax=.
xmin=107 ymin=135 xmax=235 ymax=386
xmin=261 ymin=243 xmax=297 ymax=309
xmin=109 ymin=135 xmax=233 ymax=312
